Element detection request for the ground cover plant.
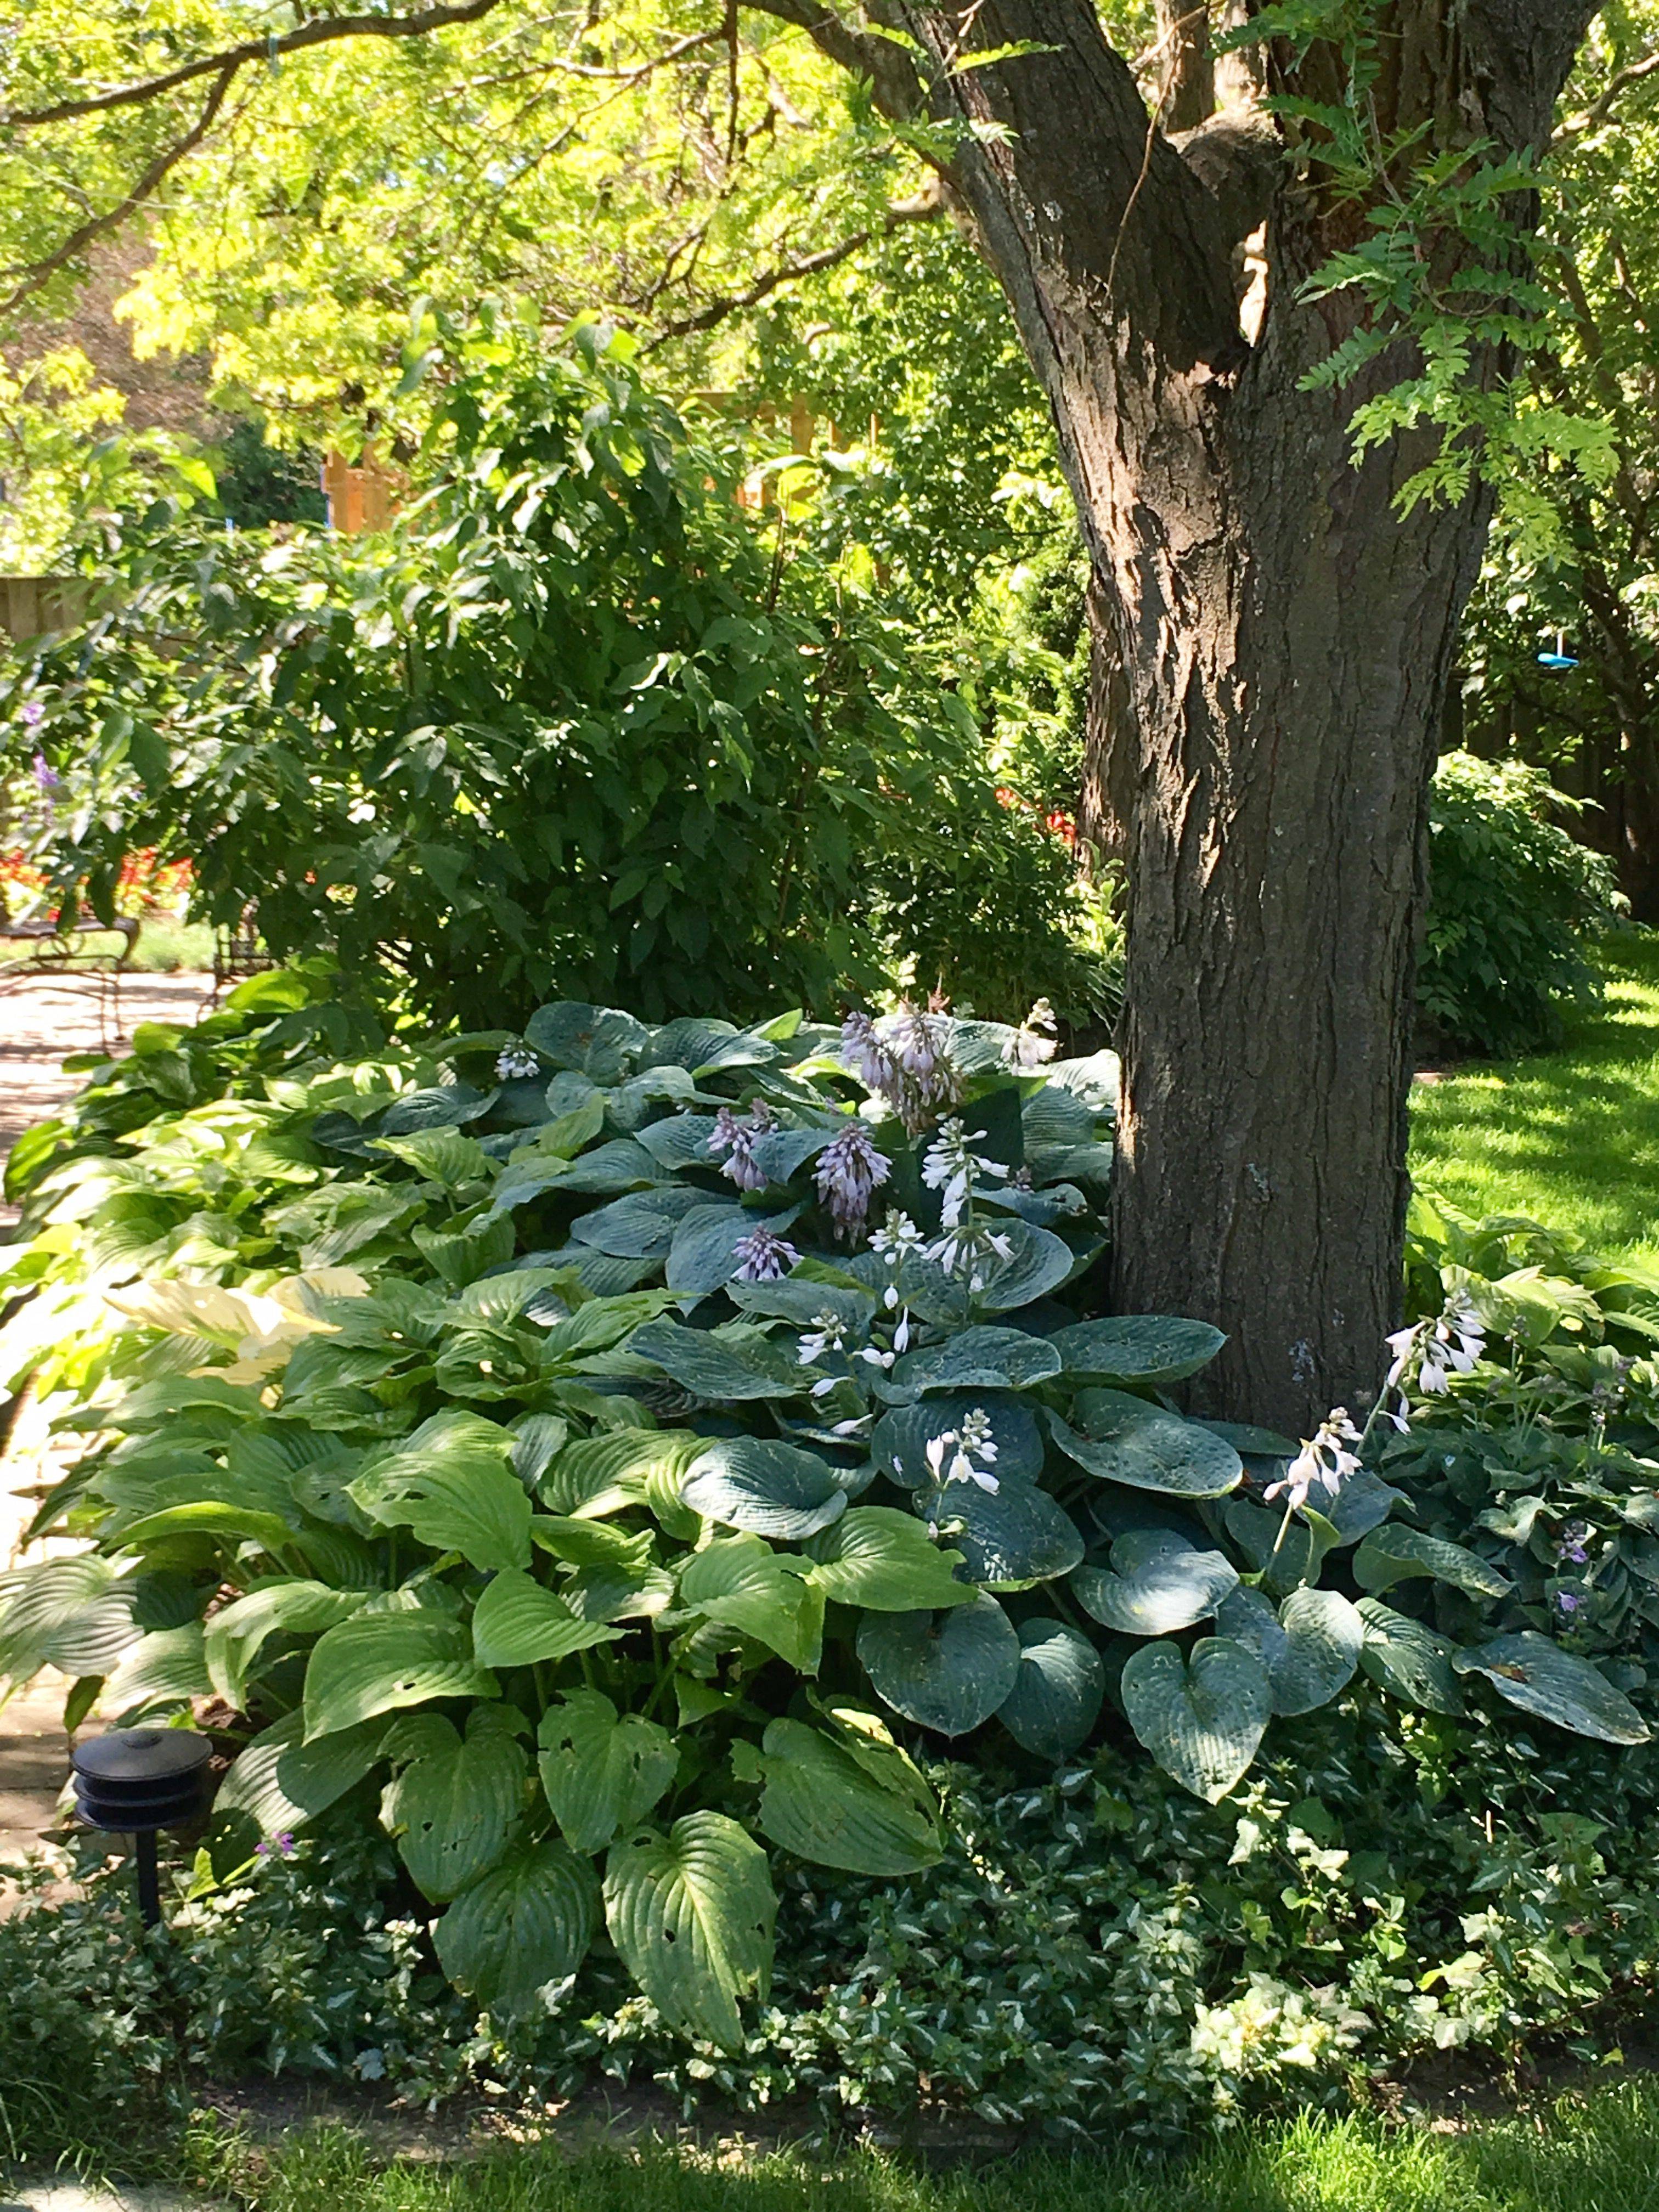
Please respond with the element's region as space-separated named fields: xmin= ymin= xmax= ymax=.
xmin=4 ymin=969 xmax=1659 ymax=2094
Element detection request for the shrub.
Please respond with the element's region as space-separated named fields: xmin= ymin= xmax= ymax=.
xmin=2 ymin=974 xmax=1651 ymax=2067
xmin=0 ymin=320 xmax=1113 ymax=1032
xmin=1420 ymin=752 xmax=1623 ymax=1056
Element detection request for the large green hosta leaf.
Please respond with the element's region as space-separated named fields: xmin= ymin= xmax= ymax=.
xmin=807 ymin=1508 xmax=970 ymax=1611
xmin=929 ymin=1480 xmax=1084 ymax=1588
xmin=996 ymin=1618 xmax=1105 ymax=1758
xmin=1120 ymin=1636 xmax=1272 ymax=1802
xmin=1071 ymin=1530 xmax=1238 ymax=1636
xmin=751 ymin=1716 xmax=941 ymax=1875
xmin=972 ymin=1222 xmax=1077 ymax=1313
xmin=678 ymin=1534 xmax=825 ymax=1669
xmin=1453 ymin=1632 xmax=1650 ymax=1744
xmin=629 ymin=1321 xmax=804 ymax=1402
xmin=1355 ymin=1597 xmax=1466 ymax=1717
xmin=537 ymin=1689 xmax=678 ymax=1853
xmin=537 ymin=1426 xmax=703 ymax=1520
xmin=216 ymin=1709 xmax=391 ymax=1837
xmin=525 ymin=1000 xmax=651 ymax=1080
xmin=1353 ymin=1526 xmax=1511 ymax=1603
xmin=1214 ymin=1586 xmax=1364 ymax=1717
xmin=0 ymin=1555 xmax=141 ymax=1682
xmin=1046 ymin=1315 xmax=1226 ymax=1389
xmin=433 ymin=1839 xmax=601 ymax=2016
xmin=471 ymin=1568 xmax=624 ymax=1667
xmin=348 ymin=1410 xmax=531 ymax=1571
xmin=885 ymin=1327 xmax=1063 ymax=1401
xmin=380 ymin=1707 xmax=527 ymax=1900
xmin=682 ymin=1437 xmax=848 ymax=1541
xmin=871 ymin=1393 xmax=1045 ymax=1490
xmin=204 ymin=1581 xmax=369 ymax=1709
xmin=571 ymin=1186 xmax=707 ymax=1258
xmin=1048 ymin=1391 xmax=1243 ymax=1498
xmin=856 ymin=1592 xmax=1020 ymax=1735
xmin=603 ymin=1812 xmax=777 ymax=2052
xmin=303 ymin=1610 xmax=496 ymax=1740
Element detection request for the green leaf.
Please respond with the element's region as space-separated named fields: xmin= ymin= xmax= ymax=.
xmin=856 ymin=1592 xmax=1020 ymax=1735
xmin=629 ymin=1321 xmax=804 ymax=1402
xmin=571 ymin=1186 xmax=707 ymax=1258
xmin=215 ymin=1709 xmax=391 ymax=1837
xmin=682 ymin=1437 xmax=848 ymax=1541
xmin=471 ymin=1568 xmax=624 ymax=1667
xmin=303 ymin=1611 xmax=496 ymax=1740
xmin=886 ymin=1327 xmax=1063 ymax=1400
xmin=1353 ymin=1525 xmax=1511 ymax=1602
xmin=973 ymin=1221 xmax=1077 ymax=1312
xmin=1071 ymin=1531 xmax=1238 ymax=1635
xmin=678 ymin=1534 xmax=825 ymax=1669
xmin=1046 ymin=1315 xmax=1226 ymax=1388
xmin=525 ymin=1002 xmax=651 ymax=1080
xmin=726 ymin=1277 xmax=878 ymax=1330
xmin=433 ymin=1839 xmax=601 ymax=2015
xmin=348 ymin=1410 xmax=531 ymax=1571
xmin=1355 ymin=1597 xmax=1466 ymax=1717
xmin=381 ymin=1082 xmax=495 ymax=1136
xmin=753 ymin=1716 xmax=941 ymax=1875
xmin=537 ymin=1689 xmax=678 ymax=1853
xmin=381 ymin=1707 xmax=527 ymax=1900
xmin=665 ymin=1203 xmax=803 ymax=1294
xmin=871 ymin=1393 xmax=1045 ymax=1490
xmin=1218 ymin=1587 xmax=1363 ymax=1717
xmin=1048 ymin=1392 xmax=1243 ymax=1499
xmin=204 ymin=1580 xmax=368 ymax=1708
xmin=996 ymin=1618 xmax=1105 ymax=1758
xmin=929 ymin=1480 xmax=1084 ymax=1589
xmin=1119 ymin=1636 xmax=1273 ymax=1803
xmin=603 ymin=1812 xmax=777 ymax=2051
xmin=808 ymin=1508 xmax=971 ymax=1610
xmin=1453 ymin=1632 xmax=1650 ymax=1744
xmin=538 ymin=1426 xmax=702 ymax=1519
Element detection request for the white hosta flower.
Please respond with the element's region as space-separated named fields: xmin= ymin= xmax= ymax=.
xmin=797 ymin=1311 xmax=849 ymax=1365
xmin=815 ymin=1124 xmax=892 ymax=1240
xmin=921 ymin=1118 xmax=1010 ymax=1231
xmin=923 ymin=1408 xmax=1000 ymax=1497
xmin=870 ymin=1210 xmax=926 ymax=1261
xmin=1387 ymin=1293 xmax=1487 ymax=1396
xmin=1005 ymin=997 xmax=1058 ymax=1070
xmin=495 ymin=1043 xmax=541 ymax=1082
xmin=1265 ymin=1408 xmax=1363 ymax=1513
xmin=732 ymin=1226 xmax=799 ymax=1283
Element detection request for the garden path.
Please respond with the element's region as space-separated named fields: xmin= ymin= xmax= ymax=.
xmin=1 ymin=972 xmax=216 ymax=1875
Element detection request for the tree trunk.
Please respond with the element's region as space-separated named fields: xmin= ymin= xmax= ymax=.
xmin=1077 ymin=567 xmax=1131 ymax=878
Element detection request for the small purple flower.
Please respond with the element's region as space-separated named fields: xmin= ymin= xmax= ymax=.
xmin=815 ymin=1123 xmax=892 ymax=1241
xmin=1555 ymin=1590 xmax=1582 ymax=1617
xmin=31 ymin=751 xmax=59 ymax=790
xmin=255 ymin=1830 xmax=297 ymax=1858
xmin=20 ymin=701 xmax=44 ymax=729
xmin=733 ymin=1225 xmax=798 ymax=1283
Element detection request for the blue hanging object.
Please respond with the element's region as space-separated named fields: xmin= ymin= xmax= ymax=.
xmin=1537 ymin=630 xmax=1579 ymax=673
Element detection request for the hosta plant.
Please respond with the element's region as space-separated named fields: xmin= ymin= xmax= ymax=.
xmin=0 ymin=974 xmax=1649 ymax=2049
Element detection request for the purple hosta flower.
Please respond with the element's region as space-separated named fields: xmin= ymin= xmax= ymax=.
xmin=1265 ymin=1408 xmax=1363 ymax=1514
xmin=1555 ymin=1517 xmax=1592 ymax=1567
xmin=1005 ymin=997 xmax=1059 ymax=1070
xmin=815 ymin=1123 xmax=891 ymax=1240
xmin=255 ymin=1831 xmax=297 ymax=1858
xmin=840 ymin=1001 xmax=962 ymax=1132
xmin=495 ymin=1042 xmax=541 ymax=1082
xmin=1555 ymin=1588 xmax=1584 ymax=1618
xmin=31 ymin=750 xmax=59 ymax=790
xmin=709 ymin=1101 xmax=776 ymax=1193
xmin=733 ymin=1224 xmax=798 ymax=1283
xmin=840 ymin=1009 xmax=901 ymax=1096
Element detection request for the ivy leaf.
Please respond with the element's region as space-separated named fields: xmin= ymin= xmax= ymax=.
xmin=603 ymin=1812 xmax=777 ymax=2052
xmin=433 ymin=1839 xmax=601 ymax=2016
xmin=537 ymin=1689 xmax=678 ymax=1852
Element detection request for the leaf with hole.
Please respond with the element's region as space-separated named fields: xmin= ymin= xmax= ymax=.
xmin=537 ymin=1689 xmax=679 ymax=1852
xmin=348 ymin=1410 xmax=531 ymax=1571
xmin=602 ymin=1812 xmax=777 ymax=2051
xmin=303 ymin=1611 xmax=496 ymax=1740
xmin=856 ymin=1592 xmax=1020 ymax=1735
xmin=433 ymin=1838 xmax=601 ymax=2016
xmin=381 ymin=1706 xmax=527 ymax=1900
xmin=471 ymin=1568 xmax=624 ymax=1667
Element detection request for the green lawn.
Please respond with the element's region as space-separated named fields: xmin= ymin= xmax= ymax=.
xmin=198 ymin=2081 xmax=1659 ymax=2212
xmin=1410 ymin=930 xmax=1659 ymax=1265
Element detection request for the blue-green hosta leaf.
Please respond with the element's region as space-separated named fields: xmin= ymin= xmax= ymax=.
xmin=806 ymin=1508 xmax=970 ymax=1611
xmin=750 ymin=1126 xmax=838 ymax=1184
xmin=1216 ymin=1587 xmax=1363 ymax=1717
xmin=380 ymin=1082 xmax=496 ymax=1137
xmin=381 ymin=1707 xmax=527 ymax=1901
xmin=634 ymin=1113 xmax=724 ymax=1170
xmin=1049 ymin=1391 xmax=1243 ymax=1499
xmin=973 ymin=1221 xmax=1077 ymax=1313
xmin=490 ymin=1141 xmax=664 ymax=1212
xmin=753 ymin=1716 xmax=941 ymax=1875
xmin=1071 ymin=1530 xmax=1239 ymax=1635
xmin=1353 ymin=1525 xmax=1511 ymax=1602
xmin=628 ymin=1321 xmax=803 ymax=1402
xmin=666 ymin=1204 xmax=803 ymax=1295
xmin=205 ymin=1581 xmax=369 ymax=1709
xmin=726 ymin=1277 xmax=878 ymax=1330
xmin=856 ymin=1592 xmax=1020 ymax=1736
xmin=1453 ymin=1632 xmax=1650 ymax=1745
xmin=1120 ymin=1636 xmax=1273 ymax=1803
xmin=678 ymin=1534 xmax=825 ymax=1669
xmin=871 ymin=1393 xmax=1046 ymax=1491
xmin=571 ymin=1185 xmax=708 ymax=1258
xmin=470 ymin=1568 xmax=625 ymax=1667
xmin=302 ymin=1612 xmax=496 ymax=1740
xmin=537 ymin=1689 xmax=679 ymax=1853
xmin=996 ymin=1618 xmax=1105 ymax=1758
xmin=348 ymin=1410 xmax=531 ymax=1571
xmin=1048 ymin=1315 xmax=1226 ymax=1389
xmin=524 ymin=1002 xmax=651 ymax=1080
xmin=682 ymin=1437 xmax=848 ymax=1541
xmin=885 ymin=1327 xmax=1063 ymax=1401
xmin=1355 ymin=1598 xmax=1466 ymax=1717
xmin=1318 ymin=1466 xmax=1406 ymax=1547
xmin=433 ymin=1839 xmax=601 ymax=2016
xmin=215 ymin=1709 xmax=391 ymax=1838
xmin=641 ymin=1016 xmax=747 ymax=1074
xmin=930 ymin=1480 xmax=1084 ymax=1588
xmin=602 ymin=1812 xmax=777 ymax=2052
xmin=1220 ymin=1497 xmax=1317 ymax=1596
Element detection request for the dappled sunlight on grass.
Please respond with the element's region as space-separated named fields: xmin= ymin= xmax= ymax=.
xmin=1411 ymin=930 xmax=1659 ymax=1263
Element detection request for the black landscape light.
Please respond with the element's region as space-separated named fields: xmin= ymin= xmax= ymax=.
xmin=70 ymin=1727 xmax=212 ymax=1927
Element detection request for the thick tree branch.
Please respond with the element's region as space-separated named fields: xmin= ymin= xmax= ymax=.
xmin=3 ymin=0 xmax=508 ymax=128
xmin=729 ymin=0 xmax=924 ymax=119
xmin=1553 ymin=47 xmax=1659 ymax=150
xmin=0 ymin=64 xmax=237 ymax=317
